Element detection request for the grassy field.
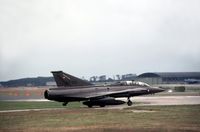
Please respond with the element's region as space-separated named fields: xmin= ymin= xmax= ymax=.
xmin=0 ymin=101 xmax=82 ymax=110
xmin=0 ymin=101 xmax=200 ymax=132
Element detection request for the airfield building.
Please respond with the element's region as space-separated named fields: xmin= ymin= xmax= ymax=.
xmin=99 ymin=75 xmax=107 ymax=82
xmin=121 ymin=74 xmax=137 ymax=81
xmin=136 ymin=72 xmax=200 ymax=84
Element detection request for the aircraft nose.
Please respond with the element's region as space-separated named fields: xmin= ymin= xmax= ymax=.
xmin=152 ymin=87 xmax=165 ymax=93
xmin=156 ymin=87 xmax=165 ymax=93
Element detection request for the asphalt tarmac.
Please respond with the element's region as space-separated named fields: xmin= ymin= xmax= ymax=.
xmin=0 ymin=96 xmax=200 ymax=112
xmin=103 ymin=96 xmax=200 ymax=109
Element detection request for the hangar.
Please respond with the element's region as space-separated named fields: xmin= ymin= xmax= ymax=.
xmin=136 ymin=72 xmax=200 ymax=84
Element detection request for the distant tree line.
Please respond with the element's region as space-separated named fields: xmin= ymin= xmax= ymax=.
xmin=0 ymin=73 xmax=136 ymax=87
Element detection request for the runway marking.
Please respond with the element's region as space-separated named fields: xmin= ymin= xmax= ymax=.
xmin=130 ymin=110 xmax=156 ymax=113
xmin=25 ymin=92 xmax=30 ymax=96
xmin=14 ymin=92 xmax=19 ymax=96
xmin=97 ymin=96 xmax=200 ymax=109
xmin=1 ymin=96 xmax=200 ymax=111
xmin=0 ymin=108 xmax=65 ymax=113
xmin=1 ymin=99 xmax=49 ymax=102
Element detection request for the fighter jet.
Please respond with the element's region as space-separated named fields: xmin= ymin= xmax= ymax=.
xmin=44 ymin=71 xmax=164 ymax=107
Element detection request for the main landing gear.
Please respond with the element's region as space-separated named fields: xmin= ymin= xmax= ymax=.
xmin=127 ymin=97 xmax=133 ymax=106
xmin=87 ymin=104 xmax=92 ymax=108
xmin=62 ymin=102 xmax=68 ymax=106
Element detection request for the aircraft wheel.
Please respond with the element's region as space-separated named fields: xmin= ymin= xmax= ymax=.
xmin=127 ymin=100 xmax=133 ymax=106
xmin=100 ymin=104 xmax=105 ymax=107
xmin=88 ymin=105 xmax=93 ymax=108
xmin=62 ymin=102 xmax=68 ymax=106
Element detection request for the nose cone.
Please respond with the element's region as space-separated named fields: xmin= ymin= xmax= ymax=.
xmin=152 ymin=87 xmax=165 ymax=93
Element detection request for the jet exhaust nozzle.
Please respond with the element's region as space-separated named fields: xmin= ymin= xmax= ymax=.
xmin=44 ymin=90 xmax=49 ymax=99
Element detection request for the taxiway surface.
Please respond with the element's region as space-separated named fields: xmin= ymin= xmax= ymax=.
xmin=103 ymin=96 xmax=200 ymax=109
xmin=0 ymin=96 xmax=200 ymax=112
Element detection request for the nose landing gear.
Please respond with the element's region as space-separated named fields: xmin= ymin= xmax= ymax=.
xmin=127 ymin=97 xmax=133 ymax=106
xmin=62 ymin=102 xmax=68 ymax=106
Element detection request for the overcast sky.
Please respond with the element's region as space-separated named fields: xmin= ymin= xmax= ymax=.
xmin=0 ymin=0 xmax=200 ymax=81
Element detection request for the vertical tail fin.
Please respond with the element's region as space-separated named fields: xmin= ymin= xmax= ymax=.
xmin=51 ymin=71 xmax=92 ymax=87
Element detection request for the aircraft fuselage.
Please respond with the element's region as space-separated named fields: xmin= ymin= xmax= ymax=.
xmin=44 ymin=85 xmax=163 ymax=102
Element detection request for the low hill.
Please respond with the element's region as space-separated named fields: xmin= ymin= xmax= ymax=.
xmin=0 ymin=77 xmax=55 ymax=87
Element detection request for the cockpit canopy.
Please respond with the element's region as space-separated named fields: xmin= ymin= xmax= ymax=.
xmin=116 ymin=81 xmax=150 ymax=87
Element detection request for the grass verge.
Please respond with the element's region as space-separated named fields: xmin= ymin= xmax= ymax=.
xmin=0 ymin=101 xmax=82 ymax=110
xmin=0 ymin=101 xmax=199 ymax=132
